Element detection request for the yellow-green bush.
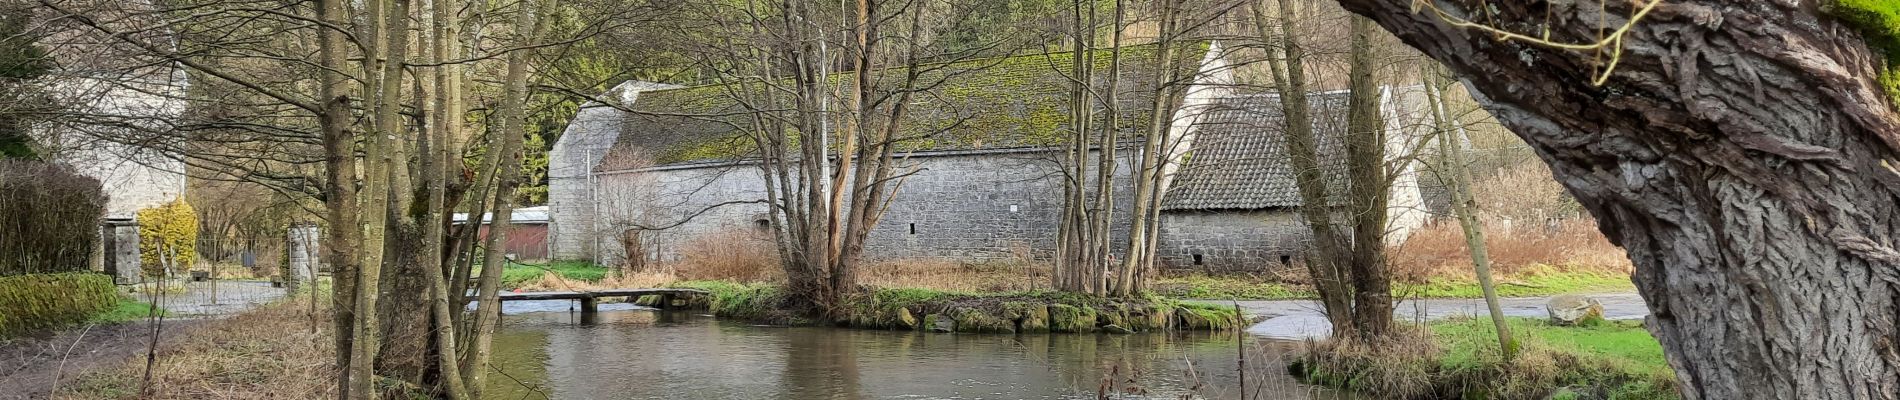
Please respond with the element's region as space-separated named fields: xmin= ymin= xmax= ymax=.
xmin=0 ymin=272 xmax=119 ymax=337
xmin=137 ymin=199 xmax=198 ymax=275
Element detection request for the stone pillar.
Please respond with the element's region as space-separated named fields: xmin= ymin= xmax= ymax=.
xmin=102 ymin=218 xmax=141 ymax=285
xmin=284 ymin=223 xmax=320 ymax=290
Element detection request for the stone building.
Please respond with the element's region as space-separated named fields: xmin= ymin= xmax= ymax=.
xmin=549 ymin=42 xmax=1429 ymax=271
xmin=29 ymin=0 xmax=190 ymax=219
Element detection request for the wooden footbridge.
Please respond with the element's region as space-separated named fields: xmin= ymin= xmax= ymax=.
xmin=493 ymin=288 xmax=708 ymax=315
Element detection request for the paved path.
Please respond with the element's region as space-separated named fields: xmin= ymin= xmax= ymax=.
xmin=1189 ymin=292 xmax=1650 ymax=339
xmin=133 ymin=280 xmax=288 ymax=316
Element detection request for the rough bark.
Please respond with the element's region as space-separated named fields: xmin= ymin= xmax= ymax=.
xmin=313 ymin=0 xmax=362 ymax=396
xmin=1336 ymin=0 xmax=1900 ymax=398
xmin=1341 ymin=15 xmax=1392 ymax=339
xmin=1254 ymin=0 xmax=1356 ymax=335
xmin=421 ymin=0 xmax=469 ymax=391
xmin=464 ymin=0 xmax=550 ymax=395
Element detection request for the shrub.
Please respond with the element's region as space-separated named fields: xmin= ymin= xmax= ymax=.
xmin=670 ymin=231 xmax=780 ymax=282
xmin=0 ymin=272 xmax=120 ymax=337
xmin=0 ymin=160 xmax=106 ymax=276
xmin=137 ymin=199 xmax=199 ymax=275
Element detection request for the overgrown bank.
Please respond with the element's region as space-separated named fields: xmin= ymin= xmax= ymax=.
xmin=1291 ymin=317 xmax=1677 ymax=399
xmin=658 ymin=281 xmax=1245 ymax=334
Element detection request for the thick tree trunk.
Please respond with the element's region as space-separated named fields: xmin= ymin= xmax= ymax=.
xmin=1255 ymin=0 xmax=1357 ymax=336
xmin=1341 ymin=15 xmax=1392 ymax=339
xmin=1337 ymin=1 xmax=1900 ymax=398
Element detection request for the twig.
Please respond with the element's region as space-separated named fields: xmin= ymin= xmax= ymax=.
xmin=1234 ymin=302 xmax=1246 ymax=400
xmin=488 ymin=363 xmax=550 ymax=400
xmin=47 ymin=322 xmax=96 ymax=393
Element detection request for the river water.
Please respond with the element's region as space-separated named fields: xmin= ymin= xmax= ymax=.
xmin=484 ymin=300 xmax=1350 ymax=400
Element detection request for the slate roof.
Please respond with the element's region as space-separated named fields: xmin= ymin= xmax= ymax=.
xmin=1161 ymin=91 xmax=1352 ymax=211
xmin=591 ymin=42 xmax=1212 ymax=171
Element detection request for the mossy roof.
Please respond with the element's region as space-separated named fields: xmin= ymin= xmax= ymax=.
xmin=593 ymin=42 xmax=1211 ymax=170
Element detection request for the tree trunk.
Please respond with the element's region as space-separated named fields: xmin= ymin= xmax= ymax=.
xmin=1254 ymin=0 xmax=1356 ymax=336
xmin=464 ymin=1 xmax=551 ymax=395
xmin=1425 ymin=65 xmax=1515 ymax=359
xmin=1337 ymin=0 xmax=1900 ymax=398
xmin=1341 ymin=15 xmax=1392 ymax=339
xmin=313 ymin=0 xmax=362 ymax=396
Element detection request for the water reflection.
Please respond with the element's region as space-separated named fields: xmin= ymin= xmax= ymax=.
xmin=488 ymin=304 xmax=1346 ymax=399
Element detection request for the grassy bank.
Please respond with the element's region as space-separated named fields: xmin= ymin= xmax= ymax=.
xmin=661 ymin=280 xmax=1243 ymax=333
xmin=88 ymin=297 xmax=165 ymax=324
xmin=1294 ymin=317 xmax=1676 ymax=399
xmin=1153 ymin=269 xmax=1634 ymax=300
xmin=499 ymin=260 xmax=609 ymax=288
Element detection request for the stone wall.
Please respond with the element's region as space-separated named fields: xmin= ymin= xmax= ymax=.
xmin=1154 ymin=210 xmax=1308 ymax=273
xmin=587 ymin=148 xmax=1140 ymax=267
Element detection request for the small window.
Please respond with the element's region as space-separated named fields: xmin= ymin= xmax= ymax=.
xmin=908 ymin=223 xmax=917 ymax=235
xmin=1192 ymin=254 xmax=1204 ymax=266
xmin=754 ymin=219 xmax=771 ymax=231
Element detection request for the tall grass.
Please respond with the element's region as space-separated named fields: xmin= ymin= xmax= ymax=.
xmin=1389 ymin=218 xmax=1631 ymax=284
xmin=57 ymin=299 xmax=336 ymax=399
xmin=1295 ymin=317 xmax=1678 ymax=399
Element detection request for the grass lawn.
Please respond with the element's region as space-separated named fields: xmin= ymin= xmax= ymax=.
xmin=1155 ymin=270 xmax=1634 ymax=300
xmin=1434 ymin=317 xmax=1671 ymax=378
xmin=90 ymin=296 xmax=166 ymax=324
xmin=1297 ymin=316 xmax=1677 ymax=399
xmin=498 ymin=260 xmax=609 ymax=288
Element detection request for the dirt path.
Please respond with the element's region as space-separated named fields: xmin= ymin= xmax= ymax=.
xmin=0 ymin=319 xmax=202 ymax=399
xmin=2 ymin=280 xmax=288 ymax=398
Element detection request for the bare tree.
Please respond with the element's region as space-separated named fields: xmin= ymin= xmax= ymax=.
xmin=1423 ymin=62 xmax=1514 ymax=359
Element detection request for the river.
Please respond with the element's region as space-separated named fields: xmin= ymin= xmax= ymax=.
xmin=484 ymin=301 xmax=1350 ymax=400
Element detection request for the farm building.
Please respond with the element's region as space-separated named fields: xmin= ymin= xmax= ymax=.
xmin=455 ymin=206 xmax=553 ymax=261
xmin=548 ymin=42 xmax=1431 ymax=272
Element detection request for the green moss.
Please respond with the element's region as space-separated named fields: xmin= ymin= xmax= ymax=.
xmin=951 ymin=307 xmax=1015 ymax=333
xmin=1173 ymin=305 xmax=1239 ymax=330
xmin=1046 ymin=303 xmax=1097 ymax=333
xmin=0 ymin=272 xmax=120 ymax=337
xmin=1833 ymin=0 xmax=1900 ymax=107
xmin=664 ymin=280 xmax=794 ymax=322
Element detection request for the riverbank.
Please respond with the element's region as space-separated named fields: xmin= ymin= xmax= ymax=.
xmin=503 ymin=259 xmax=1633 ymax=302
xmin=1291 ymin=317 xmax=1677 ymax=399
xmin=661 ymin=280 xmax=1245 ymax=333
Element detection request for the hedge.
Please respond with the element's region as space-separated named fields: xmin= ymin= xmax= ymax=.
xmin=0 ymin=160 xmax=106 ymax=276
xmin=0 ymin=272 xmax=120 ymax=337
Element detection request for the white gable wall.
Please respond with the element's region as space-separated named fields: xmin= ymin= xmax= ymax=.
xmin=548 ymin=81 xmax=679 ymax=260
